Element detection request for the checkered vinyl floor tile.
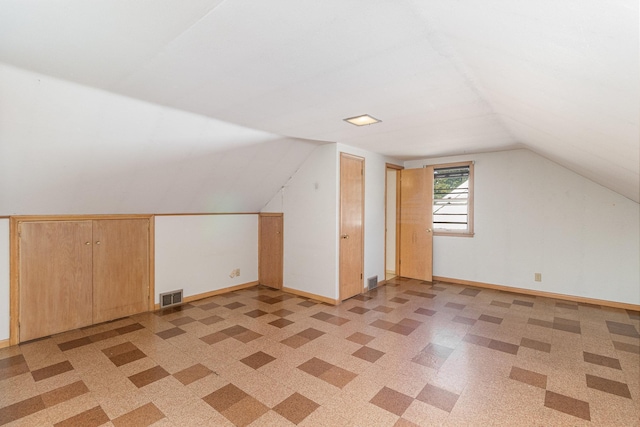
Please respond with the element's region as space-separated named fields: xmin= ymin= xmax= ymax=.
xmin=1 ymin=279 xmax=638 ymax=426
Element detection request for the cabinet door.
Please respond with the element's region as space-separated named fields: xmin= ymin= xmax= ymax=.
xmin=19 ymin=221 xmax=93 ymax=341
xmin=92 ymin=219 xmax=149 ymax=323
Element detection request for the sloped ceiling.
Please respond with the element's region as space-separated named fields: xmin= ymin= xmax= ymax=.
xmin=0 ymin=64 xmax=320 ymax=215
xmin=0 ymin=0 xmax=638 ymax=204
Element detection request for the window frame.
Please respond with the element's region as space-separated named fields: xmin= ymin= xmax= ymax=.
xmin=431 ymin=161 xmax=474 ymax=237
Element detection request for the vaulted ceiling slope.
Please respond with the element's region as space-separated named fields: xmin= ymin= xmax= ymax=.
xmin=0 ymin=0 xmax=638 ymax=202
xmin=0 ymin=64 xmax=321 ymax=215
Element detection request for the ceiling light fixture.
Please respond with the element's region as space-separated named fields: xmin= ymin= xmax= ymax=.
xmin=344 ymin=114 xmax=381 ymax=126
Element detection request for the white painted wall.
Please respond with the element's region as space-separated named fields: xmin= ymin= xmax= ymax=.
xmin=263 ymin=143 xmax=401 ymax=300
xmin=405 ymin=149 xmax=640 ymax=305
xmin=154 ymin=215 xmax=258 ymax=302
xmin=386 ymin=169 xmax=397 ymax=274
xmin=0 ymin=219 xmax=9 ymax=341
xmin=263 ymin=144 xmax=339 ymax=299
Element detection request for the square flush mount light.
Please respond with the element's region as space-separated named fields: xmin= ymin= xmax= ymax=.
xmin=343 ymin=114 xmax=381 ymax=126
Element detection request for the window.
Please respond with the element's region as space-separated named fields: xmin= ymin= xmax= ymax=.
xmin=432 ymin=161 xmax=474 ymax=236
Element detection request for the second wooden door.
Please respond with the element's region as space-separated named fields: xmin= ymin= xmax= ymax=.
xmin=93 ymin=219 xmax=150 ymax=323
xmin=259 ymin=214 xmax=283 ymax=289
xmin=399 ymin=167 xmax=434 ymax=281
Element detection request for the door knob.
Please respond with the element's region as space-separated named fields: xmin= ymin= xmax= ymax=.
xmin=341 ymin=234 xmax=349 ymax=239
xmin=85 ymin=242 xmax=90 ymax=245
xmin=426 ymin=229 xmax=432 ymax=233
xmin=95 ymin=241 xmax=101 ymax=245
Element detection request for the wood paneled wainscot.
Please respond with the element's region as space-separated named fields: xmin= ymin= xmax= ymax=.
xmin=11 ymin=216 xmax=153 ymax=344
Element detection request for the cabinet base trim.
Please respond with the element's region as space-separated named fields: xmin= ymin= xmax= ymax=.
xmin=154 ymin=281 xmax=259 ymax=310
xmin=433 ymin=276 xmax=640 ymax=311
xmin=0 ymin=339 xmax=9 ymax=349
xmin=282 ymin=287 xmax=338 ymax=305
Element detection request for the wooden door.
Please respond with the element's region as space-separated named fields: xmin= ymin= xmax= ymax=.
xmin=92 ymin=219 xmax=149 ymax=323
xmin=259 ymin=214 xmax=283 ymax=289
xmin=399 ymin=167 xmax=433 ymax=281
xmin=339 ymin=153 xmax=364 ymax=300
xmin=19 ymin=221 xmax=93 ymax=341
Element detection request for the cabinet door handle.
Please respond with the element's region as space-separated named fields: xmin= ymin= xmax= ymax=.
xmin=85 ymin=242 xmax=90 ymax=245
xmin=95 ymin=241 xmax=101 ymax=245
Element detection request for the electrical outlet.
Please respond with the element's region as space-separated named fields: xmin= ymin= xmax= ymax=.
xmin=534 ymin=273 xmax=542 ymax=282
xmin=235 ymin=268 xmax=240 ymax=277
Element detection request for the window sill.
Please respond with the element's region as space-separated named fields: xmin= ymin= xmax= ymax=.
xmin=433 ymin=231 xmax=474 ymax=238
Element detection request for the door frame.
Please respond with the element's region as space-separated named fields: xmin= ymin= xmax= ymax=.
xmin=9 ymin=214 xmax=154 ymax=346
xmin=258 ymin=212 xmax=284 ymax=289
xmin=385 ymin=163 xmax=403 ymax=280
xmin=339 ymin=152 xmax=365 ymax=301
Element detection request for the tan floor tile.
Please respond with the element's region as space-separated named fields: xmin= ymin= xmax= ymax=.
xmin=116 ymin=356 xmax=161 ymax=379
xmin=110 ymin=351 xmax=147 ymax=368
xmin=273 ymin=392 xmax=319 ymax=424
xmin=403 ymin=399 xmax=449 ymax=426
xmin=297 ymin=357 xmax=332 ymax=378
xmin=0 ymin=355 xmax=30 ymax=381
xmin=0 ymin=372 xmax=40 ymax=408
xmin=279 ymin=335 xmax=309 ymax=349
xmin=509 ymin=366 xmax=547 ymax=389
xmin=111 ymin=402 xmax=165 ymax=427
xmin=352 ymin=346 xmax=385 ymax=363
xmin=0 ymin=395 xmax=45 ymax=426
xmin=544 ymin=390 xmax=590 ymax=421
xmin=585 ymin=374 xmax=632 ymax=398
xmin=347 ymin=402 xmax=401 ymax=426
xmin=346 ymin=332 xmax=375 ymax=345
xmin=318 ymin=366 xmax=357 ymax=389
xmin=369 ymin=386 xmax=414 ymax=416
xmin=0 ymin=405 xmax=51 ymax=427
xmin=172 ymin=363 xmax=212 ymax=386
xmin=415 ymin=383 xmax=459 ymax=413
xmin=41 ymin=381 xmax=90 ymax=408
xmin=393 ymin=417 xmax=422 ymax=427
xmin=583 ymin=351 xmax=622 ymax=370
xmin=247 ymin=411 xmax=295 ymax=427
xmin=520 ymin=337 xmax=551 ymax=353
xmin=202 ymin=383 xmax=248 ymax=412
xmin=221 ymin=396 xmax=269 ymax=427
xmin=53 ymin=405 xmax=110 ymax=427
xmin=31 ymin=360 xmax=73 ymax=382
xmin=128 ymin=366 xmax=170 ymax=388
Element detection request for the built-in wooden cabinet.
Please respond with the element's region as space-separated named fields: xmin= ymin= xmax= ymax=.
xmin=15 ymin=217 xmax=151 ymax=342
